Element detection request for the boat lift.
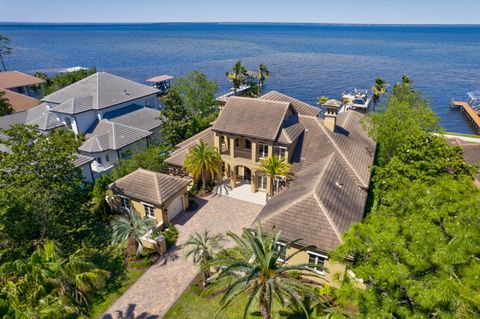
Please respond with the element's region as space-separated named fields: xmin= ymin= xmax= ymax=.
xmin=146 ymin=75 xmax=174 ymax=94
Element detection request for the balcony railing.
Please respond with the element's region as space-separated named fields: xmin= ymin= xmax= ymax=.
xmin=234 ymin=148 xmax=252 ymax=160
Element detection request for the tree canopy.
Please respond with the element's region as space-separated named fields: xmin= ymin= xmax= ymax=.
xmin=35 ymin=67 xmax=97 ymax=96
xmin=0 ymin=89 xmax=14 ymax=116
xmin=332 ymin=78 xmax=480 ymax=318
xmin=0 ymin=125 xmax=89 ymax=259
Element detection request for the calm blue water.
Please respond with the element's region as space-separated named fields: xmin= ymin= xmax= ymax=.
xmin=0 ymin=23 xmax=479 ymax=133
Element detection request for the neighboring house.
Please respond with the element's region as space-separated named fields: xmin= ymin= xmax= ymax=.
xmin=73 ymin=153 xmax=95 ymax=184
xmin=448 ymin=137 xmax=480 ymax=184
xmin=165 ymin=90 xmax=376 ymax=287
xmin=0 ymin=72 xmax=161 ymax=180
xmin=109 ymin=168 xmax=190 ymax=226
xmin=0 ymin=71 xmax=44 ymax=112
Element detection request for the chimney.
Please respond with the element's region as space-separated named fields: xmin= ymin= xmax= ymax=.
xmin=323 ymin=99 xmax=341 ymax=132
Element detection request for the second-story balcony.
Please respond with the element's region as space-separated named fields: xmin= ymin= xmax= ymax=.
xmin=219 ymin=144 xmax=253 ymax=161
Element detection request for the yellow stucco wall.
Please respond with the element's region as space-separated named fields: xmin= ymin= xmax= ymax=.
xmin=130 ymin=200 xmax=165 ymax=224
xmin=285 ymin=247 xmax=346 ymax=288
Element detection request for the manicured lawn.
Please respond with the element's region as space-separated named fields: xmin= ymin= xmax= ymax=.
xmin=89 ymin=265 xmax=148 ymax=318
xmin=445 ymin=131 xmax=480 ymax=139
xmin=164 ymin=282 xmax=326 ymax=319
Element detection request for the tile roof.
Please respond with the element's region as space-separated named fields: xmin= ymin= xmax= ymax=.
xmin=254 ymin=153 xmax=367 ymax=253
xmin=1 ymin=88 xmax=40 ymax=112
xmin=43 ymin=72 xmax=159 ymax=114
xmin=72 ymin=153 xmax=94 ymax=167
xmin=78 ymin=120 xmax=151 ymax=153
xmin=0 ymin=103 xmax=63 ymax=131
xmin=289 ymin=112 xmax=375 ymax=188
xmin=447 ymin=138 xmax=480 ymax=165
xmin=108 ymin=107 xmax=161 ymax=131
xmin=212 ymin=96 xmax=290 ymax=141
xmin=260 ymin=90 xmax=320 ymax=117
xmin=0 ymin=71 xmax=44 ymax=89
xmin=109 ymin=168 xmax=190 ymax=206
xmin=278 ymin=122 xmax=305 ymax=144
xmin=165 ymin=127 xmax=214 ymax=167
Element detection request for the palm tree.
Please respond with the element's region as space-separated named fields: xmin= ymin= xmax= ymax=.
xmin=0 ymin=34 xmax=12 ymax=72
xmin=371 ymin=76 xmax=389 ymax=112
xmin=0 ymin=241 xmax=108 ymax=317
xmin=111 ymin=209 xmax=155 ymax=258
xmin=183 ymin=140 xmax=222 ymax=190
xmin=317 ymin=96 xmax=329 ymax=106
xmin=257 ymin=64 xmax=270 ymax=88
xmin=184 ymin=230 xmax=224 ymax=286
xmin=206 ymin=225 xmax=324 ymax=319
xmin=260 ymin=156 xmax=291 ymax=196
xmin=401 ymin=74 xmax=413 ymax=87
xmin=226 ymin=60 xmax=248 ymax=93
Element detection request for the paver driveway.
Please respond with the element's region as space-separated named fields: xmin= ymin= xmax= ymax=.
xmin=102 ymin=195 xmax=263 ymax=319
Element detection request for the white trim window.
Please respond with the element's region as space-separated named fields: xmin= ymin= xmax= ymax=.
xmin=258 ymin=143 xmax=268 ymax=159
xmin=120 ymin=196 xmax=130 ymax=210
xmin=275 ymin=146 xmax=287 ymax=160
xmin=257 ymin=175 xmax=268 ymax=190
xmin=276 ymin=242 xmax=287 ymax=262
xmin=307 ymin=251 xmax=328 ymax=275
xmin=142 ymin=202 xmax=156 ymax=219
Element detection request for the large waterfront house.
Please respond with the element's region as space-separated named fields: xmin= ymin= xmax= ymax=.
xmin=0 ymin=71 xmax=44 ymax=112
xmin=0 ymin=72 xmax=161 ymax=180
xmin=165 ymin=91 xmax=375 ymax=286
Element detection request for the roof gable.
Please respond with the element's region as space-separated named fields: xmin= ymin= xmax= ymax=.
xmin=44 ymin=72 xmax=159 ymax=113
xmin=212 ymin=96 xmax=291 ymax=141
xmin=109 ymin=168 xmax=190 ymax=206
xmin=260 ymin=91 xmax=320 ymax=117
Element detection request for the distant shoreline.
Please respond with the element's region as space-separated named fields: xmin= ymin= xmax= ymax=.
xmin=0 ymin=22 xmax=479 ymax=27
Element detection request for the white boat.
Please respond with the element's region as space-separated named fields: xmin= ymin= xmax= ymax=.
xmin=342 ymin=89 xmax=372 ymax=111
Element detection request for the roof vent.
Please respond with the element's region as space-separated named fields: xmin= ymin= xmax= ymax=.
xmin=335 ymin=175 xmax=344 ymax=189
xmin=123 ymin=89 xmax=130 ymax=96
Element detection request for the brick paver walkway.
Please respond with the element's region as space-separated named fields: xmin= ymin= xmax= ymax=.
xmin=102 ymin=195 xmax=263 ymax=319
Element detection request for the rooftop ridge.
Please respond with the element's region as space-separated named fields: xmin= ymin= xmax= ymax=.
xmin=311 ymin=115 xmax=367 ymax=188
xmin=311 ymin=154 xmax=343 ymax=243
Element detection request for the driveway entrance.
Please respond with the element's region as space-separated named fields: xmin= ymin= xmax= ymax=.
xmin=102 ymin=195 xmax=263 ymax=318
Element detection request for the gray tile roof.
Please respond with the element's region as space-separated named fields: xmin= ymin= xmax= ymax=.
xmin=78 ymin=120 xmax=151 ymax=153
xmin=260 ymin=91 xmax=320 ymax=117
xmin=44 ymin=72 xmax=159 ymax=114
xmin=254 ymin=153 xmax=367 ymax=253
xmin=72 ymin=153 xmax=94 ymax=167
xmin=109 ymin=168 xmax=190 ymax=206
xmin=109 ymin=107 xmax=161 ymax=131
xmin=289 ymin=112 xmax=375 ymax=188
xmin=165 ymin=128 xmax=214 ymax=167
xmin=278 ymin=122 xmax=305 ymax=144
xmin=0 ymin=103 xmax=63 ymax=131
xmin=212 ymin=96 xmax=290 ymax=141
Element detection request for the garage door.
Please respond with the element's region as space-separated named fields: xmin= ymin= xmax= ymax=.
xmin=167 ymin=195 xmax=184 ymax=221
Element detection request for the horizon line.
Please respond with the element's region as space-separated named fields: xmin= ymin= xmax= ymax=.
xmin=1 ymin=21 xmax=479 ymax=27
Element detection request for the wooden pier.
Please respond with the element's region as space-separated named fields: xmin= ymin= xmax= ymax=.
xmin=451 ymin=99 xmax=480 ymax=133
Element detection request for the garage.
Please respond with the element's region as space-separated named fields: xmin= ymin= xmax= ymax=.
xmin=167 ymin=195 xmax=184 ymax=221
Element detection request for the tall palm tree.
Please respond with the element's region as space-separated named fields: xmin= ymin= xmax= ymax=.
xmin=111 ymin=209 xmax=155 ymax=258
xmin=260 ymin=156 xmax=291 ymax=195
xmin=183 ymin=140 xmax=222 ymax=190
xmin=0 ymin=241 xmax=108 ymax=317
xmin=371 ymin=76 xmax=389 ymax=112
xmin=257 ymin=64 xmax=270 ymax=88
xmin=206 ymin=225 xmax=324 ymax=319
xmin=401 ymin=74 xmax=413 ymax=87
xmin=317 ymin=96 xmax=329 ymax=106
xmin=184 ymin=230 xmax=224 ymax=286
xmin=226 ymin=60 xmax=248 ymax=93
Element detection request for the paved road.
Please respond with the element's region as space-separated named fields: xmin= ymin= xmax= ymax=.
xmin=102 ymin=195 xmax=263 ymax=319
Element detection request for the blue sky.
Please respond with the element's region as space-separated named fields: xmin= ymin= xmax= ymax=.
xmin=1 ymin=0 xmax=479 ymax=24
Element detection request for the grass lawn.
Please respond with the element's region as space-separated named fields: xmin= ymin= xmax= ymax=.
xmin=164 ymin=281 xmax=326 ymax=319
xmin=89 ymin=265 xmax=148 ymax=318
xmin=445 ymin=131 xmax=480 ymax=139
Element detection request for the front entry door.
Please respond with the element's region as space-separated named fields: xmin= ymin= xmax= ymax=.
xmin=244 ymin=168 xmax=251 ymax=184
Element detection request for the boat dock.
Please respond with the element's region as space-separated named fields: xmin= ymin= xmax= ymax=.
xmin=450 ymin=98 xmax=480 ymax=133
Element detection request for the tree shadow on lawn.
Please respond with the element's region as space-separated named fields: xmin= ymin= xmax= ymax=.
xmin=101 ymin=303 xmax=159 ymax=319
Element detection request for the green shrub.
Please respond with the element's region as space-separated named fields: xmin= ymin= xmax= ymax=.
xmin=289 ymin=271 xmax=302 ymax=280
xmin=162 ymin=223 xmax=179 ymax=248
